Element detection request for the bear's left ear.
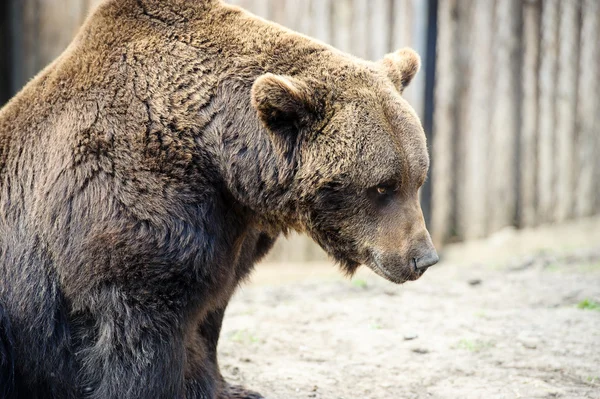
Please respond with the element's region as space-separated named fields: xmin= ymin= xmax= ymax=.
xmin=251 ymin=73 xmax=318 ymax=157
xmin=380 ymin=47 xmax=421 ymax=93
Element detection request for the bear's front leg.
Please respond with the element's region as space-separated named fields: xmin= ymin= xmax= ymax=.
xmin=79 ymin=300 xmax=197 ymax=399
xmin=197 ymin=307 xmax=265 ymax=399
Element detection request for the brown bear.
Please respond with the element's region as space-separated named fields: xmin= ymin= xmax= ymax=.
xmin=0 ymin=0 xmax=438 ymax=398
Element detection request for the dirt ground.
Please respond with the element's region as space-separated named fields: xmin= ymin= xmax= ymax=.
xmin=218 ymin=218 xmax=600 ymax=399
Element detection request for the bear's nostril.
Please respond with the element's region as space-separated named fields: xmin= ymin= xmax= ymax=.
xmin=414 ymin=252 xmax=439 ymax=270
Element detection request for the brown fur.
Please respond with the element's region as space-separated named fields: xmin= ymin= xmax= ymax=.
xmin=0 ymin=1 xmax=436 ymax=398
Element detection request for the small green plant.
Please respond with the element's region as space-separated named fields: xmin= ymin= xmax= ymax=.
xmin=368 ymin=323 xmax=382 ymax=330
xmin=474 ymin=311 xmax=488 ymax=319
xmin=454 ymin=339 xmax=495 ymax=352
xmin=544 ymin=263 xmax=560 ymax=272
xmin=587 ymin=376 xmax=599 ymax=384
xmin=352 ymin=279 xmax=368 ymax=289
xmin=230 ymin=329 xmax=259 ymax=344
xmin=578 ymin=261 xmax=600 ymax=272
xmin=577 ymin=299 xmax=600 ymax=311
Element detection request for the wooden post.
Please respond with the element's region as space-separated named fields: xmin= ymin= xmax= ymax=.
xmin=419 ymin=0 xmax=438 ymax=229
xmin=332 ymin=0 xmax=353 ymax=54
xmin=391 ymin=0 xmax=413 ymax=49
xmin=280 ymin=0 xmax=306 ymax=33
xmin=537 ymin=0 xmax=560 ymax=224
xmin=519 ymin=0 xmax=541 ymax=227
xmin=296 ymin=0 xmax=313 ymax=37
xmin=311 ymin=0 xmax=331 ymax=45
xmin=351 ymin=0 xmax=370 ymax=59
xmin=406 ymin=0 xmax=429 ymax=120
xmin=576 ymin=0 xmax=600 ymax=216
xmin=555 ymin=0 xmax=580 ymax=222
xmin=459 ymin=0 xmax=492 ymax=240
xmin=369 ymin=0 xmax=391 ymax=60
xmin=431 ymin=0 xmax=458 ymax=245
xmin=488 ymin=0 xmax=521 ymax=233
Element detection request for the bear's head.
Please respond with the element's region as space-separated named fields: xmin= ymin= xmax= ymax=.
xmin=251 ymin=48 xmax=438 ymax=284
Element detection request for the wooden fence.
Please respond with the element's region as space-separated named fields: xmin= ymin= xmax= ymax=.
xmin=1 ymin=0 xmax=598 ymax=261
xmin=432 ymin=0 xmax=600 ymax=244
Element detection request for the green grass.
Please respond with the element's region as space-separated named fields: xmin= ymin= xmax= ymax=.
xmin=453 ymin=339 xmax=495 ymax=352
xmin=352 ymin=279 xmax=368 ymax=289
xmin=474 ymin=311 xmax=489 ymax=319
xmin=587 ymin=376 xmax=599 ymax=384
xmin=577 ymin=299 xmax=600 ymax=311
xmin=230 ymin=329 xmax=260 ymax=344
xmin=578 ymin=261 xmax=600 ymax=272
xmin=368 ymin=322 xmax=383 ymax=330
xmin=546 ymin=261 xmax=600 ymax=273
xmin=544 ymin=263 xmax=560 ymax=272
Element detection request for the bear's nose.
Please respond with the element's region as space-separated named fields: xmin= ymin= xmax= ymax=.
xmin=414 ymin=251 xmax=439 ymax=271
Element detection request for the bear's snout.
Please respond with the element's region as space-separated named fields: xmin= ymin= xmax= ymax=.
xmin=414 ymin=250 xmax=439 ymax=271
xmin=368 ymin=226 xmax=438 ymax=284
xmin=369 ymin=247 xmax=430 ymax=284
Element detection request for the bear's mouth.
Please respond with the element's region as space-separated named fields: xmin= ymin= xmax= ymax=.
xmin=368 ymin=250 xmax=425 ymax=284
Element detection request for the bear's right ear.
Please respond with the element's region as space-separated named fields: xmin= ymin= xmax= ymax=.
xmin=251 ymin=74 xmax=318 ymax=157
xmin=380 ymin=47 xmax=421 ymax=93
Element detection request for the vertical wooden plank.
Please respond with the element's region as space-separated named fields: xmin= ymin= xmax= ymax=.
xmin=555 ymin=0 xmax=580 ymax=222
xmin=391 ymin=0 xmax=414 ymax=105
xmin=370 ymin=0 xmax=391 ymax=60
xmin=282 ymin=0 xmax=303 ymax=32
xmin=295 ymin=0 xmax=313 ymax=37
xmin=537 ymin=0 xmax=560 ymax=223
xmin=405 ymin=0 xmax=429 ymax=119
xmin=596 ymin=66 xmax=600 ymax=217
xmin=576 ymin=0 xmax=600 ymax=217
xmin=311 ymin=0 xmax=331 ymax=45
xmin=488 ymin=0 xmax=521 ymax=233
xmin=391 ymin=0 xmax=413 ymax=50
xmin=431 ymin=0 xmax=459 ymax=245
xmin=390 ymin=0 xmax=428 ymax=117
xmin=450 ymin=0 xmax=474 ymax=242
xmin=332 ymin=0 xmax=353 ymax=53
xmin=519 ymin=0 xmax=541 ymax=227
xmin=418 ymin=0 xmax=438 ymax=227
xmin=351 ymin=0 xmax=369 ymax=59
xmin=459 ymin=0 xmax=493 ymax=240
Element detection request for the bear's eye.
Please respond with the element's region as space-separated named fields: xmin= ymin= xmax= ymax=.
xmin=368 ymin=182 xmax=399 ymax=201
xmin=375 ymin=182 xmax=398 ymax=195
xmin=377 ymin=186 xmax=389 ymax=195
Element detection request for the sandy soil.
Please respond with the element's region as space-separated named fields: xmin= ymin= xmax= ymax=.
xmin=218 ymin=220 xmax=600 ymax=399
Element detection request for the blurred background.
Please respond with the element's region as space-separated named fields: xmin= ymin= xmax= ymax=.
xmin=0 ymin=0 xmax=598 ymax=260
